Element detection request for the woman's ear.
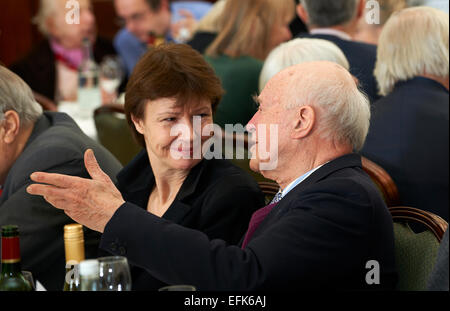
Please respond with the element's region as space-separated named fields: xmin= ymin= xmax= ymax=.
xmin=131 ymin=114 xmax=145 ymax=135
xmin=1 ymin=111 xmax=21 ymax=144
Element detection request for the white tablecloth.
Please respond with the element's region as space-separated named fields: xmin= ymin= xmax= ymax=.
xmin=58 ymin=102 xmax=98 ymax=141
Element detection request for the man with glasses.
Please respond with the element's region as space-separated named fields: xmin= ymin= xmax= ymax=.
xmin=114 ymin=0 xmax=212 ymax=75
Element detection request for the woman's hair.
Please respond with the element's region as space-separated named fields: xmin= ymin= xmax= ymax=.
xmin=205 ymin=0 xmax=295 ymax=60
xmin=375 ymin=7 xmax=449 ymax=96
xmin=259 ymin=38 xmax=350 ymax=91
xmin=194 ymin=0 xmax=227 ymax=33
xmin=125 ymin=44 xmax=224 ymax=147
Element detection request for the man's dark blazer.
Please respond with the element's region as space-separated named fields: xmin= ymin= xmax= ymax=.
xmin=10 ymin=37 xmax=117 ymax=101
xmin=109 ymin=150 xmax=265 ymax=290
xmin=362 ymin=77 xmax=449 ymax=220
xmin=0 ymin=112 xmax=122 ymax=290
xmin=100 ymin=153 xmax=397 ymax=290
xmin=298 ymin=33 xmax=380 ymax=102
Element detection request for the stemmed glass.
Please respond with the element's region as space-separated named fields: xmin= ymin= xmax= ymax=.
xmin=99 ymin=56 xmax=124 ymax=105
xmin=97 ymin=256 xmax=132 ymax=291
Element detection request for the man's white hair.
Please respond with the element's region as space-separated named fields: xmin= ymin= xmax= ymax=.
xmin=286 ymin=62 xmax=371 ymax=152
xmin=0 ymin=66 xmax=43 ymax=125
xmin=375 ymin=6 xmax=449 ymax=96
xmin=259 ymin=38 xmax=350 ymax=91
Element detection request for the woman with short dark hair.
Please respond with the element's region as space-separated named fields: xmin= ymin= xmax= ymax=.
xmin=118 ymin=43 xmax=264 ymax=289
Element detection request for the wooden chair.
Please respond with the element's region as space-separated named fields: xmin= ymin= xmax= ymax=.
xmin=94 ymin=104 xmax=142 ymax=166
xmin=361 ymin=156 xmax=400 ymax=207
xmin=389 ymin=206 xmax=448 ymax=242
xmin=388 ymin=206 xmax=448 ymax=291
xmin=33 ymin=92 xmax=57 ymax=112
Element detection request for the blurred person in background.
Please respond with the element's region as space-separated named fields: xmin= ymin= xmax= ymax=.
xmin=297 ymin=0 xmax=380 ymax=102
xmin=0 ymin=66 xmax=122 ymax=290
xmin=354 ymin=0 xmax=407 ymax=45
xmin=205 ymin=0 xmax=294 ymax=130
xmin=188 ymin=0 xmax=305 ymax=55
xmin=114 ymin=0 xmax=212 ymax=75
xmin=362 ymin=7 xmax=449 ymax=220
xmin=10 ymin=0 xmax=117 ymax=103
xmin=259 ymin=38 xmax=350 ymax=92
xmin=187 ymin=0 xmax=226 ymax=54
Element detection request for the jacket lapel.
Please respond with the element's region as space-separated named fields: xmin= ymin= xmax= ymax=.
xmin=163 ymin=160 xmax=208 ymax=223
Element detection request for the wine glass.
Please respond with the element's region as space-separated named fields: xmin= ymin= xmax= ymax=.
xmin=21 ymin=271 xmax=35 ymax=291
xmin=97 ymin=256 xmax=132 ymax=291
xmin=99 ymin=56 xmax=124 ymax=105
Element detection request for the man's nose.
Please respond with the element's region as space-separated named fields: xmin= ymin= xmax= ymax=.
xmin=246 ymin=113 xmax=258 ymax=133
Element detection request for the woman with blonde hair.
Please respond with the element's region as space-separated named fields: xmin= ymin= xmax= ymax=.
xmin=204 ymin=0 xmax=295 ymax=130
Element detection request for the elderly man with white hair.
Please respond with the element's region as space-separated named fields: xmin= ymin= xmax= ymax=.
xmin=259 ymin=38 xmax=350 ymax=91
xmin=27 ymin=61 xmax=397 ymax=290
xmin=0 ymin=66 xmax=122 ymax=290
xmin=10 ymin=0 xmax=116 ymax=102
xmin=362 ymin=7 xmax=449 ymax=221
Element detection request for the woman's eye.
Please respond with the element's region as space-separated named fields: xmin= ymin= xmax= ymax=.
xmin=163 ymin=118 xmax=176 ymax=122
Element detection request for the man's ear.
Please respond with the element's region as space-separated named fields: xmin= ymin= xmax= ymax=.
xmin=297 ymin=4 xmax=309 ymax=26
xmin=356 ymin=0 xmax=366 ymax=20
xmin=1 ymin=111 xmax=21 ymax=144
xmin=291 ymin=105 xmax=315 ymax=140
xmin=131 ymin=114 xmax=145 ymax=135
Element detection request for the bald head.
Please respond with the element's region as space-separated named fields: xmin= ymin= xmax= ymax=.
xmin=261 ymin=61 xmax=370 ymax=151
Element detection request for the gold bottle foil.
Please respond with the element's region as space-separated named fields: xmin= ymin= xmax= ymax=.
xmin=64 ymin=224 xmax=85 ymax=264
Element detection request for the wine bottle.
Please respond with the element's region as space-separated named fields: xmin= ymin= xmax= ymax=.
xmin=0 ymin=225 xmax=32 ymax=291
xmin=79 ymin=259 xmax=100 ymax=291
xmin=63 ymin=224 xmax=85 ymax=291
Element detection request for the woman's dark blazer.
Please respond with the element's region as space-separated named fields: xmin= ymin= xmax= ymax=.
xmin=113 ymin=150 xmax=265 ymax=290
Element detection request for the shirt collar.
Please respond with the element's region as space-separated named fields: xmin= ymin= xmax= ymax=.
xmin=310 ymin=28 xmax=352 ymax=41
xmin=281 ymin=163 xmax=327 ymax=198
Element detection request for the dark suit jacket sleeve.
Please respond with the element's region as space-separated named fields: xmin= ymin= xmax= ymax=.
xmin=100 ymin=179 xmax=376 ymax=290
xmin=0 ymin=159 xmax=102 ymax=290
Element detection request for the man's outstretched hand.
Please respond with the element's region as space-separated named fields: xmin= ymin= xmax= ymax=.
xmin=27 ymin=149 xmax=125 ymax=233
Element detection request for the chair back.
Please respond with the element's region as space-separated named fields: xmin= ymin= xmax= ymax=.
xmin=94 ymin=104 xmax=141 ymax=166
xmin=33 ymin=92 xmax=57 ymax=112
xmin=362 ymin=157 xmax=400 ymax=207
xmin=389 ymin=206 xmax=448 ymax=291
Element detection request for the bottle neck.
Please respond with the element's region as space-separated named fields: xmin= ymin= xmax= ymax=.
xmin=1 ymin=236 xmax=22 ymax=274
xmin=64 ymin=239 xmax=85 ymax=265
xmin=82 ymin=40 xmax=94 ymax=62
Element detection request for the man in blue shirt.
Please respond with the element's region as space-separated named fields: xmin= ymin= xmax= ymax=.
xmin=114 ymin=0 xmax=212 ymax=75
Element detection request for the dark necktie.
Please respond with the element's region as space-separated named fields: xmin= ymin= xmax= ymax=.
xmin=241 ymin=202 xmax=277 ymax=249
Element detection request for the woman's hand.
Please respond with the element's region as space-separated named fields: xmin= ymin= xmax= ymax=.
xmin=26 ymin=149 xmax=125 ymax=233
